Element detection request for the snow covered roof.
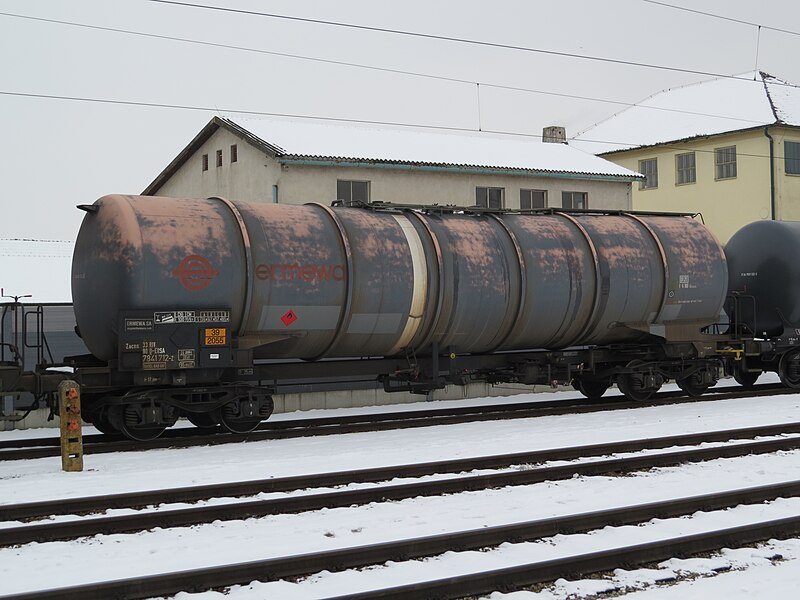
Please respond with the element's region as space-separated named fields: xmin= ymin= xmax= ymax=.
xmin=573 ymin=72 xmax=800 ymax=155
xmin=144 ymin=117 xmax=641 ymax=195
xmin=231 ymin=117 xmax=640 ymax=178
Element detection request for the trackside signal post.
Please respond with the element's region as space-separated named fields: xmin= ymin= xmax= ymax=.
xmin=58 ymin=380 xmax=83 ymax=472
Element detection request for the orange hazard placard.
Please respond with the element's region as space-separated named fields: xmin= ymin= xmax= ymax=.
xmin=204 ymin=327 xmax=227 ymax=346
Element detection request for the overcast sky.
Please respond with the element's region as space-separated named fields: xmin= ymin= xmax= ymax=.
xmin=3 ymin=0 xmax=800 ymax=300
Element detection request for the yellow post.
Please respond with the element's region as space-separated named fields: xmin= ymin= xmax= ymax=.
xmin=58 ymin=380 xmax=83 ymax=472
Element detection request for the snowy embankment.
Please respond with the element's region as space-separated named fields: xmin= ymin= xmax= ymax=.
xmin=1 ymin=375 xmax=800 ymax=598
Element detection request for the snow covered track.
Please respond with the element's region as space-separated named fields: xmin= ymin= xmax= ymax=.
xmin=4 ymin=420 xmax=800 ymax=521
xmin=324 ymin=516 xmax=800 ymax=600
xmin=3 ymin=482 xmax=800 ymax=600
xmin=0 ymin=382 xmax=791 ymax=461
xmin=3 ymin=423 xmax=800 ymax=548
xmin=3 ymin=389 xmax=800 ymax=598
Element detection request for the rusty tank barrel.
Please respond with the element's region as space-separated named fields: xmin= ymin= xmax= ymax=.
xmin=72 ymin=195 xmax=728 ymax=362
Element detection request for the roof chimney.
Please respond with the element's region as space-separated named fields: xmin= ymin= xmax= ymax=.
xmin=542 ymin=126 xmax=567 ymax=144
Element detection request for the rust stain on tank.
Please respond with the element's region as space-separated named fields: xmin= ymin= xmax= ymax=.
xmin=514 ymin=216 xmax=585 ymax=281
xmin=646 ymin=216 xmax=724 ymax=278
xmin=138 ymin=198 xmax=236 ymax=269
xmin=579 ymin=216 xmax=659 ymax=276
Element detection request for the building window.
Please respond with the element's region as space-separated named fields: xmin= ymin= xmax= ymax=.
xmin=638 ymin=158 xmax=658 ymax=189
xmin=476 ymin=187 xmax=504 ymax=209
xmin=520 ymin=189 xmax=547 ymax=210
xmin=337 ymin=180 xmax=370 ymax=204
xmin=785 ymin=141 xmax=800 ymax=175
xmin=216 ymin=149 xmax=223 ymax=168
xmin=562 ymin=191 xmax=587 ymax=209
xmin=230 ymin=144 xmax=238 ymax=163
xmin=201 ymin=154 xmax=208 ymax=172
xmin=715 ymin=146 xmax=737 ymax=180
xmin=675 ymin=152 xmax=696 ymax=185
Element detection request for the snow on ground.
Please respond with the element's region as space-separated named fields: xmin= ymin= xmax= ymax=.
xmin=492 ymin=540 xmax=800 ymax=599
xmin=2 ymin=376 xmax=800 ymax=598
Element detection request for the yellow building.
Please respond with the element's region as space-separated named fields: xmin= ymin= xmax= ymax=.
xmin=574 ymin=72 xmax=800 ymax=242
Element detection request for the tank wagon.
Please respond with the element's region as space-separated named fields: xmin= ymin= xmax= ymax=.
xmin=7 ymin=193 xmax=796 ymax=440
xmin=725 ymin=220 xmax=800 ymax=388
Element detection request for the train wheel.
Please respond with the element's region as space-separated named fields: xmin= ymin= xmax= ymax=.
xmin=676 ymin=372 xmax=710 ymax=397
xmin=187 ymin=412 xmax=220 ymax=430
xmin=617 ymin=361 xmax=660 ymax=402
xmin=215 ymin=394 xmax=273 ymax=434
xmin=108 ymin=404 xmax=171 ymax=442
xmin=779 ymin=351 xmax=800 ymax=388
xmin=733 ymin=367 xmax=760 ymax=388
xmin=573 ymin=377 xmax=610 ymax=400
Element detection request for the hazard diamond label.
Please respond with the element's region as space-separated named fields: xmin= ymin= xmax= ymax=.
xmin=281 ymin=310 xmax=298 ymax=326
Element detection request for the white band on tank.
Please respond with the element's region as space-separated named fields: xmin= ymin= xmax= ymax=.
xmin=388 ymin=214 xmax=428 ymax=355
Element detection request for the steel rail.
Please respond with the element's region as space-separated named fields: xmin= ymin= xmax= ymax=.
xmin=0 ymin=382 xmax=791 ymax=461
xmin=0 ymin=393 xmax=625 ymax=450
xmin=3 ymin=432 xmax=800 ymax=547
xmin=4 ymin=420 xmax=800 ymax=522
xmin=327 ymin=515 xmax=800 ymax=600
xmin=3 ymin=481 xmax=800 ymax=600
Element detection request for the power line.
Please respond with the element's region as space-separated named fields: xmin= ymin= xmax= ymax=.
xmin=640 ymin=0 xmax=800 ymax=37
xmin=0 ymin=253 xmax=72 ymax=258
xmin=146 ymin=0 xmax=800 ymax=88
xmin=0 ymin=11 xmax=778 ymax=127
xmin=0 ymin=89 xmax=489 ymax=134
xmin=0 ymin=238 xmax=74 ymax=244
xmin=0 ymin=11 xmax=470 ymax=87
xmin=0 ymin=88 xmax=793 ymax=159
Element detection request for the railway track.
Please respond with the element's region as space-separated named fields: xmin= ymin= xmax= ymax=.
xmin=4 ymin=478 xmax=800 ymax=599
xmin=3 ymin=421 xmax=800 ymax=547
xmin=0 ymin=381 xmax=791 ymax=461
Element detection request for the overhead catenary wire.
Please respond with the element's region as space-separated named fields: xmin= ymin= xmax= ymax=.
xmin=0 ymin=239 xmax=74 ymax=259
xmin=0 ymin=10 xmax=786 ymax=128
xmin=146 ymin=0 xmax=800 ymax=88
xmin=0 ymin=88 xmax=794 ymax=161
xmin=640 ymin=0 xmax=800 ymax=37
xmin=0 ymin=253 xmax=72 ymax=258
xmin=0 ymin=6 xmax=796 ymax=162
xmin=0 ymin=238 xmax=74 ymax=244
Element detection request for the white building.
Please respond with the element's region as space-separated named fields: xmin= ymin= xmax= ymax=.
xmin=144 ymin=117 xmax=640 ymax=211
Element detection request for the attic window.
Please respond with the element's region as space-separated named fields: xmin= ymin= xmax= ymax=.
xmin=216 ymin=149 xmax=223 ymax=168
xmin=230 ymin=144 xmax=238 ymax=163
xmin=202 ymin=154 xmax=209 ymax=172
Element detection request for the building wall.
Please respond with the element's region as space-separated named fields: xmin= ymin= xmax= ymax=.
xmin=602 ymin=130 xmax=772 ymax=243
xmin=156 ymin=128 xmax=282 ymax=201
xmin=155 ymin=128 xmax=632 ymax=210
xmin=275 ymin=162 xmax=631 ymax=210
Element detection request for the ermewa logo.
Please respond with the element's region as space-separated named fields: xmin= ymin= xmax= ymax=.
xmin=171 ymin=255 xmax=219 ymax=291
